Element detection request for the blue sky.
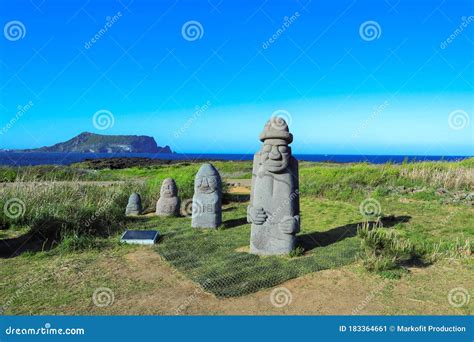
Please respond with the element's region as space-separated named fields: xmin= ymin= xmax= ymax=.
xmin=0 ymin=0 xmax=472 ymax=155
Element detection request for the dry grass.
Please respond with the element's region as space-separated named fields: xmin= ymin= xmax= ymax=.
xmin=399 ymin=165 xmax=474 ymax=190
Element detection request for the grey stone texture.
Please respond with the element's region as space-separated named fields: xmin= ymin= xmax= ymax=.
xmin=247 ymin=117 xmax=300 ymax=255
xmin=156 ymin=178 xmax=180 ymax=216
xmin=192 ymin=163 xmax=222 ymax=228
xmin=125 ymin=192 xmax=143 ymax=216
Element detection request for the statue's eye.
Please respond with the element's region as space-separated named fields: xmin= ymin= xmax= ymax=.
xmin=279 ymin=146 xmax=288 ymax=153
xmin=209 ymin=178 xmax=217 ymax=187
xmin=263 ymin=145 xmax=271 ymax=152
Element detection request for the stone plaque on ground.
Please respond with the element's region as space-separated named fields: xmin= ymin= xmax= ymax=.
xmin=120 ymin=230 xmax=159 ymax=245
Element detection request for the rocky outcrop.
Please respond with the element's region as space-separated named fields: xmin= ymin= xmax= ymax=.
xmin=19 ymin=132 xmax=172 ymax=154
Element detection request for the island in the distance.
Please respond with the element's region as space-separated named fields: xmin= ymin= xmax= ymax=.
xmin=16 ymin=132 xmax=173 ymax=154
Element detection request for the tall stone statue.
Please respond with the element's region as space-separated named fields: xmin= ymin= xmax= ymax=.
xmin=192 ymin=163 xmax=222 ymax=229
xmin=126 ymin=192 xmax=143 ymax=216
xmin=247 ymin=117 xmax=300 ymax=255
xmin=156 ymin=178 xmax=180 ymax=216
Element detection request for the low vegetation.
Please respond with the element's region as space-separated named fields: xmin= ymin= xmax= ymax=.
xmin=0 ymin=158 xmax=472 ymax=312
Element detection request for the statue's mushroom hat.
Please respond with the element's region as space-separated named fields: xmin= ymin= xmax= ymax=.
xmin=259 ymin=117 xmax=293 ymax=143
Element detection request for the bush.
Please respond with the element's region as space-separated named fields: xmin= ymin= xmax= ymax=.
xmin=357 ymin=221 xmax=421 ymax=277
xmin=289 ymin=246 xmax=305 ymax=258
xmin=0 ymin=167 xmax=17 ymax=182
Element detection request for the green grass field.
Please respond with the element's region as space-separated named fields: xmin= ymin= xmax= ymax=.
xmin=0 ymin=159 xmax=472 ymax=314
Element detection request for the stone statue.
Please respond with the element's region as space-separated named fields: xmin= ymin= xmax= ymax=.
xmin=192 ymin=163 xmax=222 ymax=228
xmin=156 ymin=178 xmax=180 ymax=216
xmin=125 ymin=192 xmax=142 ymax=216
xmin=247 ymin=117 xmax=300 ymax=255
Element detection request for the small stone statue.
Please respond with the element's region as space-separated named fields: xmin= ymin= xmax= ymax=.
xmin=192 ymin=163 xmax=222 ymax=228
xmin=156 ymin=178 xmax=180 ymax=216
xmin=247 ymin=117 xmax=300 ymax=255
xmin=125 ymin=192 xmax=142 ymax=216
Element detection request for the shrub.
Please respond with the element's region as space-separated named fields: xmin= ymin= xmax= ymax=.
xmin=289 ymin=246 xmax=305 ymax=258
xmin=357 ymin=221 xmax=421 ymax=277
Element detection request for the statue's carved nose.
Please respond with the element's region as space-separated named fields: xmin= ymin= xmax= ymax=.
xmin=269 ymin=146 xmax=281 ymax=160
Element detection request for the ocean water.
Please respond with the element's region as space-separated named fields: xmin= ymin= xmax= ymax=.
xmin=0 ymin=152 xmax=470 ymax=167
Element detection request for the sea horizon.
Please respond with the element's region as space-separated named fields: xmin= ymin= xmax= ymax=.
xmin=0 ymin=151 xmax=471 ymax=167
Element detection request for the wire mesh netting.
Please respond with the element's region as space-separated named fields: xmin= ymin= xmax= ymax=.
xmin=141 ymin=218 xmax=361 ymax=298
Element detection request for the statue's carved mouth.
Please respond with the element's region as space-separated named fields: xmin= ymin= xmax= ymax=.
xmin=265 ymin=160 xmax=283 ymax=166
xmin=198 ymin=186 xmax=216 ymax=193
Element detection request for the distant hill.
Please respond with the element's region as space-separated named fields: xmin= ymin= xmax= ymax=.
xmin=18 ymin=132 xmax=172 ymax=154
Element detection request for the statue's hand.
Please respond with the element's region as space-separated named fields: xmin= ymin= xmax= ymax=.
xmin=247 ymin=206 xmax=267 ymax=225
xmin=279 ymin=216 xmax=300 ymax=234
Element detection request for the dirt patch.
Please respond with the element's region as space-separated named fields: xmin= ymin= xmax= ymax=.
xmin=227 ymin=186 xmax=250 ymax=194
xmin=90 ymin=248 xmax=387 ymax=315
xmin=225 ymin=179 xmax=251 ymax=195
